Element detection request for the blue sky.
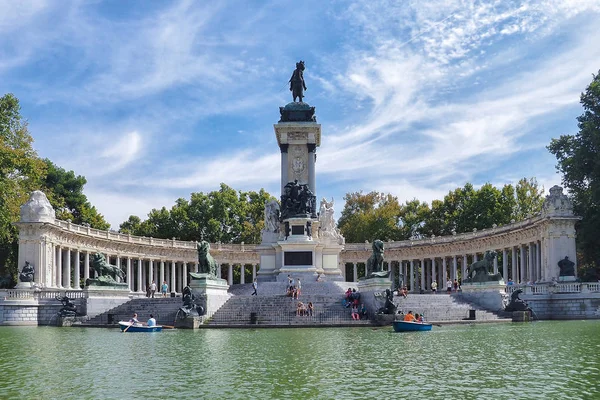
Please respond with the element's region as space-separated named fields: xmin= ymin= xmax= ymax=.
xmin=1 ymin=0 xmax=599 ymax=228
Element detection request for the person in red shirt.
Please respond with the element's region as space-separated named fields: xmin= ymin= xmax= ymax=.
xmin=403 ymin=311 xmax=416 ymax=322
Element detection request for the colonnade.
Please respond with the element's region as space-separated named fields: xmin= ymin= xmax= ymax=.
xmin=342 ymin=240 xmax=544 ymax=291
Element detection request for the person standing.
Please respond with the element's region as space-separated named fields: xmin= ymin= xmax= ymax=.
xmin=161 ymin=281 xmax=169 ymax=298
xmin=251 ymin=278 xmax=258 ymax=296
xmin=296 ymin=278 xmax=302 ymax=297
xmin=431 ymin=280 xmax=437 ymax=294
xmin=447 ymin=279 xmax=453 ymax=294
xmin=150 ymin=281 xmax=157 ymax=298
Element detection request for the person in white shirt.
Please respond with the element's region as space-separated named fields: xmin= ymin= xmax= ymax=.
xmin=147 ymin=314 xmax=156 ymax=327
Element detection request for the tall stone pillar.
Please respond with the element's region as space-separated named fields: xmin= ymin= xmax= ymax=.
xmin=160 ymin=261 xmax=165 ymax=286
xmin=228 ymin=264 xmax=233 ymax=286
xmin=183 ymin=263 xmax=188 ymax=288
xmin=171 ymin=261 xmax=176 ymax=293
xmin=528 ymin=243 xmax=535 ymax=282
xmin=511 ymin=247 xmax=517 ymax=282
xmin=137 ymin=258 xmax=143 ymax=293
xmin=64 ymin=248 xmax=71 ymax=289
xmin=84 ymin=251 xmax=90 ymax=282
xmin=442 ymin=257 xmax=447 ymax=287
xmin=252 ymin=264 xmax=257 ymax=281
xmin=353 ymin=263 xmax=358 ymax=283
xmin=420 ymin=259 xmax=425 ymax=291
xmin=57 ymin=246 xmax=63 ymax=288
xmin=116 ymin=256 xmax=121 ymax=283
xmin=519 ymin=245 xmax=526 ymax=283
xmin=502 ymin=249 xmax=508 ymax=281
xmin=493 ymin=254 xmax=498 ymax=275
xmin=536 ymin=241 xmax=542 ymax=281
xmin=74 ymin=250 xmax=81 ymax=289
xmin=149 ymin=260 xmax=154 ymax=286
xmin=462 ymin=255 xmax=467 ymax=281
xmin=240 ymin=264 xmax=246 ymax=284
xmin=410 ymin=260 xmax=415 ymax=291
xmin=452 ymin=256 xmax=457 ymax=281
xmin=127 ymin=258 xmax=132 ymax=291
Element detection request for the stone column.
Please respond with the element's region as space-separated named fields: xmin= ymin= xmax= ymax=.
xmin=141 ymin=261 xmax=146 ymax=291
xmin=148 ymin=260 xmax=154 ymax=287
xmin=511 ymin=247 xmax=517 ymax=282
xmin=137 ymin=258 xmax=143 ymax=293
xmin=462 ymin=255 xmax=467 ymax=282
xmin=452 ymin=255 xmax=457 ymax=281
xmin=171 ymin=261 xmax=176 ymax=293
xmin=442 ymin=257 xmax=447 ymax=287
xmin=420 ymin=259 xmax=425 ymax=291
xmin=183 ymin=262 xmax=188 ymax=288
xmin=473 ymin=253 xmax=478 ymax=263
xmin=74 ymin=250 xmax=81 ymax=289
xmin=177 ymin=262 xmax=183 ymax=292
xmin=84 ymin=251 xmax=90 ymax=282
xmin=127 ymin=258 xmax=132 ymax=291
xmin=409 ymin=260 xmax=415 ymax=291
xmin=280 ymin=144 xmax=288 ymax=194
xmin=430 ymin=258 xmax=436 ymax=288
xmin=195 ymin=262 xmax=199 ymax=273
xmin=502 ymin=249 xmax=508 ymax=282
xmin=353 ymin=263 xmax=358 ymax=283
xmin=252 ymin=264 xmax=257 ymax=281
xmin=308 ymin=144 xmax=316 ymax=194
xmin=56 ymin=246 xmax=63 ymax=288
xmin=528 ymin=243 xmax=535 ymax=282
xmin=228 ymin=264 xmax=233 ymax=286
xmin=240 ymin=264 xmax=246 ymax=284
xmin=493 ymin=254 xmax=498 ymax=275
xmin=217 ymin=264 xmax=222 ymax=279
xmin=64 ymin=248 xmax=71 ymax=289
xmin=116 ymin=256 xmax=121 ymax=283
xmin=160 ymin=261 xmax=165 ymax=286
xmin=536 ymin=241 xmax=542 ymax=282
xmin=520 ymin=245 xmax=526 ymax=284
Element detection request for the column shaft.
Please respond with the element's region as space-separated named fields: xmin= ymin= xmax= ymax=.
xmin=74 ymin=250 xmax=81 ymax=289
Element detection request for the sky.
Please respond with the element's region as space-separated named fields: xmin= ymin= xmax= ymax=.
xmin=1 ymin=0 xmax=600 ymax=229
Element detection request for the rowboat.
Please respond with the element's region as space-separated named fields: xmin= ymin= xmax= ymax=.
xmin=118 ymin=321 xmax=163 ymax=332
xmin=393 ymin=320 xmax=432 ymax=332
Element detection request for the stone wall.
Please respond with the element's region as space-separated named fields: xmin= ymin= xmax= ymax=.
xmin=523 ymin=293 xmax=600 ymax=320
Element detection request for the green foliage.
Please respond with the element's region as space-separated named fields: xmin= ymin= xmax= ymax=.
xmin=338 ymin=179 xmax=544 ymax=243
xmin=548 ymin=70 xmax=600 ymax=275
xmin=0 ymin=94 xmax=46 ymax=280
xmin=41 ymin=159 xmax=109 ymax=230
xmin=119 ymin=184 xmax=274 ymax=244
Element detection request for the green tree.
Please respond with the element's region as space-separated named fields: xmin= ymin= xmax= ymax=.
xmin=119 ymin=184 xmax=275 ymax=244
xmin=514 ymin=177 xmax=545 ymax=220
xmin=41 ymin=159 xmax=109 ymax=230
xmin=0 ymin=94 xmax=46 ymax=281
xmin=548 ymin=70 xmax=600 ymax=277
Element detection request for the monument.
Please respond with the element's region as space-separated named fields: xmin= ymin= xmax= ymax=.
xmin=257 ymin=61 xmax=344 ymax=282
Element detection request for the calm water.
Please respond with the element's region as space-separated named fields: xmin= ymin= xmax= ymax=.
xmin=1 ymin=321 xmax=599 ymax=400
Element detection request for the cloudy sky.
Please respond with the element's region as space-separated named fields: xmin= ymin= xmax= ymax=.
xmin=1 ymin=0 xmax=599 ymax=228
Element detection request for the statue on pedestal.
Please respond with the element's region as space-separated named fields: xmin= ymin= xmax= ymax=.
xmin=365 ymin=240 xmax=390 ymax=279
xmin=376 ymin=289 xmax=397 ymax=315
xmin=263 ymin=200 xmax=280 ymax=233
xmin=19 ymin=261 xmax=35 ymax=283
xmin=558 ymin=256 xmax=575 ymax=277
xmin=176 ymin=285 xmax=205 ymax=320
xmin=190 ymin=241 xmax=219 ymax=280
xmin=280 ymin=180 xmax=317 ymax=220
xmin=87 ymin=253 xmax=125 ymax=286
xmin=504 ymin=289 xmax=531 ymax=312
xmin=464 ymin=251 xmax=502 ymax=283
xmin=318 ymin=198 xmax=344 ymax=244
xmin=56 ymin=295 xmax=78 ymax=317
xmin=289 ymin=61 xmax=307 ymax=102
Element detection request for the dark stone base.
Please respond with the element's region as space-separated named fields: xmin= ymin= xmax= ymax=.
xmin=57 ymin=316 xmax=87 ymax=327
xmin=372 ymin=314 xmax=396 ymax=326
xmin=512 ymin=311 xmax=532 ymax=322
xmin=175 ymin=315 xmax=203 ymax=329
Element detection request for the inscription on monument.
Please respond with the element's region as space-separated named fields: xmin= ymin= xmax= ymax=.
xmin=284 ymin=251 xmax=313 ymax=266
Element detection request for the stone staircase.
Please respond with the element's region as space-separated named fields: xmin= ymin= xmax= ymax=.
xmin=392 ymin=293 xmax=506 ymax=322
xmin=86 ymin=298 xmax=183 ymax=326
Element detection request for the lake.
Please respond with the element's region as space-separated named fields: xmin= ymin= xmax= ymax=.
xmin=1 ymin=321 xmax=599 ymax=399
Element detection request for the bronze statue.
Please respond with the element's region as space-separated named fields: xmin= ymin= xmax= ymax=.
xmin=558 ymin=256 xmax=575 ymax=277
xmin=289 ymin=61 xmax=307 ymax=102
xmin=376 ymin=289 xmax=397 ymax=315
xmin=195 ymin=241 xmax=218 ymax=278
xmin=504 ymin=289 xmax=531 ymax=312
xmin=56 ymin=295 xmax=78 ymax=317
xmin=176 ymin=285 xmax=205 ymax=319
xmin=464 ymin=251 xmax=502 ymax=283
xmin=365 ymin=240 xmax=390 ymax=279
xmin=19 ymin=261 xmax=34 ymax=283
xmin=89 ymin=253 xmax=124 ymax=283
xmin=280 ymin=180 xmax=317 ymax=220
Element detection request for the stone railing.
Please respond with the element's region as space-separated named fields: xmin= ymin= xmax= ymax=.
xmin=506 ymin=282 xmax=600 ymax=295
xmin=1 ymin=289 xmax=87 ymax=301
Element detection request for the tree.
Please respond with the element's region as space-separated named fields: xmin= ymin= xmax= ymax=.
xmin=514 ymin=178 xmax=545 ymax=220
xmin=41 ymin=159 xmax=109 ymax=230
xmin=119 ymin=184 xmax=275 ymax=244
xmin=548 ymin=70 xmax=600 ymax=278
xmin=0 ymin=94 xmax=46 ymax=281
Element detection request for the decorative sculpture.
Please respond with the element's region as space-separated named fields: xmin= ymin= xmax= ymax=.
xmin=365 ymin=240 xmax=390 ymax=279
xmin=176 ymin=285 xmax=205 ymax=320
xmin=88 ymin=253 xmax=124 ymax=285
xmin=318 ymin=197 xmax=344 ymax=244
xmin=280 ymin=180 xmax=317 ymax=220
xmin=504 ymin=289 xmax=531 ymax=312
xmin=557 ymin=256 xmax=575 ymax=277
xmin=376 ymin=289 xmax=397 ymax=315
xmin=289 ymin=61 xmax=307 ymax=102
xmin=195 ymin=241 xmax=218 ymax=278
xmin=56 ymin=295 xmax=78 ymax=317
xmin=464 ymin=251 xmax=502 ymax=283
xmin=263 ymin=200 xmax=280 ymax=233
xmin=19 ymin=261 xmax=35 ymax=283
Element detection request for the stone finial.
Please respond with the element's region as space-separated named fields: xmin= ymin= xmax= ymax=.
xmin=542 ymin=185 xmax=574 ymax=217
xmin=20 ymin=191 xmax=56 ymax=223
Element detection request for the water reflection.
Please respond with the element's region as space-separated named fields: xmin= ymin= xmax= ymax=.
xmin=0 ymin=321 xmax=599 ymax=399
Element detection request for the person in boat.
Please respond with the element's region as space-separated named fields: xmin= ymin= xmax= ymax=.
xmin=129 ymin=313 xmax=140 ymax=325
xmin=147 ymin=314 xmax=156 ymax=327
xmin=415 ymin=313 xmax=423 ymax=323
xmin=403 ymin=311 xmax=416 ymax=322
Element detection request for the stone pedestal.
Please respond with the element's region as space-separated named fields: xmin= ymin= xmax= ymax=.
xmin=357 ymin=277 xmax=393 ymax=316
xmin=458 ymin=281 xmax=507 ymax=312
xmin=188 ymin=276 xmax=230 ymax=320
xmin=175 ymin=315 xmax=203 ymax=329
xmin=512 ymin=310 xmax=532 ymax=322
xmin=84 ymin=286 xmax=130 ymax=318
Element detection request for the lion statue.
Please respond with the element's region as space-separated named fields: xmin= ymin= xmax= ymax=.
xmin=197 ymin=241 xmax=218 ymax=278
xmin=90 ymin=253 xmax=124 ymax=283
xmin=504 ymin=288 xmax=531 ymax=312
xmin=366 ymin=240 xmax=389 ymax=279
xmin=465 ymin=251 xmax=502 ymax=283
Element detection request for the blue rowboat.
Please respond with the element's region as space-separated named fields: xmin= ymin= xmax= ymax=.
xmin=393 ymin=320 xmax=432 ymax=332
xmin=119 ymin=321 xmax=162 ymax=332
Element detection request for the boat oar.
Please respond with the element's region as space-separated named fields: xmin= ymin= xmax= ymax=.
xmin=123 ymin=323 xmax=133 ymax=333
xmin=161 ymin=325 xmax=175 ymax=329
